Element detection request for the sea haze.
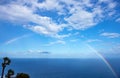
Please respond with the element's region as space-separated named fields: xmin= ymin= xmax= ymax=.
xmin=0 ymin=58 xmax=120 ymax=78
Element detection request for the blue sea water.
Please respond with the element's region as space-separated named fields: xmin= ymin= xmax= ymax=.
xmin=0 ymin=58 xmax=120 ymax=78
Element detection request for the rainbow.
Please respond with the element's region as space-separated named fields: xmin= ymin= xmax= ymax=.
xmin=86 ymin=44 xmax=118 ymax=78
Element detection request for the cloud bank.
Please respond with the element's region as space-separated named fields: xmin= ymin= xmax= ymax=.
xmin=101 ymin=32 xmax=120 ymax=38
xmin=0 ymin=0 xmax=119 ymax=38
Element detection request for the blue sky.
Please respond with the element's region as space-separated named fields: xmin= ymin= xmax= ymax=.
xmin=0 ymin=0 xmax=120 ymax=58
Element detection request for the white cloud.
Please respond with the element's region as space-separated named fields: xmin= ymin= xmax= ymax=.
xmin=0 ymin=4 xmax=33 ymax=23
xmin=25 ymin=25 xmax=71 ymax=38
xmin=87 ymin=39 xmax=101 ymax=43
xmin=54 ymin=33 xmax=71 ymax=39
xmin=45 ymin=40 xmax=66 ymax=46
xmin=73 ymin=32 xmax=80 ymax=35
xmin=116 ymin=18 xmax=120 ymax=22
xmin=25 ymin=25 xmax=61 ymax=37
xmin=0 ymin=50 xmax=51 ymax=58
xmin=27 ymin=49 xmax=42 ymax=53
xmin=0 ymin=0 xmax=118 ymax=38
xmin=108 ymin=2 xmax=116 ymax=9
xmin=37 ymin=0 xmax=63 ymax=11
xmin=65 ymin=8 xmax=96 ymax=30
xmin=50 ymin=40 xmax=66 ymax=45
xmin=27 ymin=49 xmax=50 ymax=54
xmin=0 ymin=2 xmax=65 ymax=38
xmin=100 ymin=32 xmax=120 ymax=38
xmin=70 ymin=39 xmax=78 ymax=42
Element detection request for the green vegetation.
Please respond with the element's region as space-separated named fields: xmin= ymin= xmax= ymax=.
xmin=1 ymin=57 xmax=30 ymax=78
xmin=6 ymin=69 xmax=14 ymax=78
xmin=1 ymin=57 xmax=11 ymax=78
xmin=16 ymin=73 xmax=30 ymax=78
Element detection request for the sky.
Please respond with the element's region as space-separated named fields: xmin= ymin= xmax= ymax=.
xmin=0 ymin=0 xmax=120 ymax=58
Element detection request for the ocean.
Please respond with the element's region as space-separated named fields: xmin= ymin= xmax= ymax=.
xmin=0 ymin=58 xmax=120 ymax=78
